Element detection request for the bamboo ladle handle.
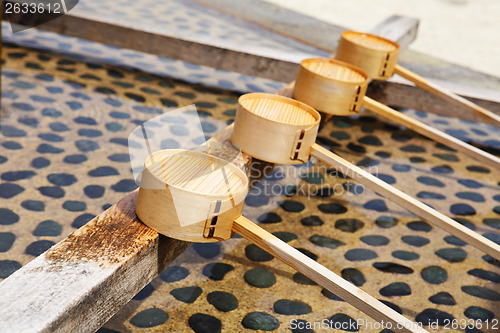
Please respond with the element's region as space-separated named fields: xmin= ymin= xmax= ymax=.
xmin=310 ymin=143 xmax=500 ymax=261
xmin=394 ymin=64 xmax=500 ymax=127
xmin=234 ymin=216 xmax=428 ymax=333
xmin=362 ymin=96 xmax=500 ymax=170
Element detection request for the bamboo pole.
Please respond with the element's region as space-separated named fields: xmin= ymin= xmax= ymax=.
xmin=394 ymin=65 xmax=500 ymax=127
xmin=234 ymin=216 xmax=427 ymax=333
xmin=310 ymin=143 xmax=500 ymax=260
xmin=362 ymin=96 xmax=500 ymax=170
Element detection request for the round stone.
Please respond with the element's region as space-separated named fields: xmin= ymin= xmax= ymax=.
xmin=242 ymin=312 xmax=279 ymax=331
xmin=189 ymin=313 xmax=222 ymax=333
xmin=160 ymin=266 xmax=189 ymax=283
xmin=130 ymin=308 xmax=168 ymax=328
xmin=421 ymin=266 xmax=448 ymax=284
xmin=207 ymin=291 xmax=238 ymax=312
xmin=244 ymin=268 xmax=276 ymax=288
xmin=170 ymin=286 xmax=202 ymax=303
xmin=273 ymin=299 xmax=312 ymax=315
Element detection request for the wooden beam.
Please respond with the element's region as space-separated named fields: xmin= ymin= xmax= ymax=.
xmin=5 ymin=8 xmax=499 ymax=121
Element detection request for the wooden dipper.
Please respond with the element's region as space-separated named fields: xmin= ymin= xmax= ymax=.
xmin=231 ymin=92 xmax=500 ymax=261
xmin=293 ymin=57 xmax=500 ymax=170
xmin=136 ymin=149 xmax=248 ymax=242
xmin=335 ymin=31 xmax=500 ymax=126
xmin=135 ymin=147 xmax=426 ymax=332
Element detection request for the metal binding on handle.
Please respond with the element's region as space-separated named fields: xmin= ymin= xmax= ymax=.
xmin=349 ymin=85 xmax=362 ymax=112
xmin=203 ymin=200 xmax=222 ymax=238
xmin=290 ymin=129 xmax=306 ymax=161
xmin=380 ymin=53 xmax=392 ymax=78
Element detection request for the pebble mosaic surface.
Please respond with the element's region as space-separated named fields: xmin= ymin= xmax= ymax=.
xmin=1 ymin=21 xmax=500 ymax=333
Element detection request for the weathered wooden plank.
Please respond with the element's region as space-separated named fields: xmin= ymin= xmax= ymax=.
xmin=5 ymin=6 xmax=499 ymax=121
xmin=0 ymin=17 xmax=420 ymax=333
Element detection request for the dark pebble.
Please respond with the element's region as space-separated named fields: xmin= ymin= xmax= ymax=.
xmin=130 ymin=308 xmax=168 ymax=328
xmin=344 ymin=249 xmax=378 ymax=261
xmin=202 ymin=262 xmax=234 ymax=280
xmin=379 ymin=282 xmax=411 ymax=296
xmin=309 ymin=235 xmax=344 ymax=249
xmin=170 ymin=286 xmax=202 ymax=303
xmin=0 ymin=232 xmax=15 ymax=252
xmin=375 ymin=216 xmax=398 ymax=228
xmin=0 ymin=260 xmax=22 ymax=278
xmin=335 ymin=218 xmax=364 ymax=232
xmin=450 ymin=203 xmax=476 ymax=216
xmin=244 ymin=268 xmax=276 ymax=288
xmin=1 ymin=170 xmax=36 ymax=181
xmin=25 ymin=240 xmax=55 ymax=256
xmin=21 ymin=200 xmax=44 ymax=212
xmin=63 ymin=201 xmax=86 ymax=212
xmin=0 ymin=183 xmax=24 ymax=198
xmin=47 ymin=173 xmax=77 ymax=186
xmin=242 ymin=312 xmax=279 ymax=331
xmin=401 ymin=235 xmax=430 ymax=247
xmin=0 ymin=208 xmax=20 ymax=225
xmin=327 ymin=313 xmax=359 ymax=332
xmin=363 ymin=199 xmax=388 ymax=212
xmin=467 ymin=268 xmax=500 ymax=283
xmin=160 ymin=266 xmax=189 ymax=283
xmin=392 ymin=250 xmax=420 ymax=261
xmin=407 ymin=221 xmax=432 ymax=232
xmin=464 ymin=306 xmax=495 ymax=321
xmin=461 ymin=285 xmax=500 ymax=301
xmin=443 ymin=235 xmax=467 ymax=246
xmin=421 ymin=266 xmax=448 ymax=284
xmin=417 ymin=176 xmax=445 ymax=187
xmin=33 ymin=220 xmax=62 ymax=236
xmin=245 ymin=244 xmax=273 ymax=262
xmin=189 ymin=313 xmax=222 ymax=333
xmin=279 ymin=200 xmax=305 ymax=213
xmin=360 ymin=235 xmax=389 ymax=246
xmin=274 ymin=299 xmax=311 ymax=315
xmin=341 ymin=268 xmax=366 ymax=286
xmin=273 ymin=232 xmax=297 ymax=243
xmin=133 ymin=284 xmax=154 ymax=301
xmin=64 ymin=154 xmax=87 ymax=164
xmin=37 ymin=143 xmax=64 ymax=154
xmin=38 ymin=186 xmax=65 ymax=198
xmin=32 ymin=157 xmax=50 ymax=168
xmin=318 ymin=203 xmax=347 ymax=214
xmin=373 ymin=262 xmax=413 ymax=274
xmin=207 ymin=291 xmax=238 ymax=312
xmin=428 ymin=292 xmax=456 ymax=305
xmin=192 ymin=243 xmax=221 ymax=259
xmin=415 ymin=309 xmax=454 ymax=326
xmin=293 ymin=272 xmax=316 ymax=285
xmin=321 ymin=288 xmax=344 ymax=301
xmin=301 ymin=215 xmax=324 ymax=226
xmin=88 ymin=166 xmax=119 ymax=177
xmin=435 ymin=248 xmax=467 ymax=262
xmin=110 ymin=179 xmax=137 ymax=192
xmin=71 ymin=213 xmax=94 ymax=228
xmin=84 ymin=185 xmax=105 ymax=198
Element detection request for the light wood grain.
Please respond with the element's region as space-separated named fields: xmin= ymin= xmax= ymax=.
xmin=310 ymin=143 xmax=500 ymax=261
xmin=362 ymin=96 xmax=500 ymax=170
xmin=234 ymin=216 xmax=428 ymax=333
xmin=293 ymin=58 xmax=369 ymax=115
xmin=231 ymin=93 xmax=320 ymax=164
xmin=394 ymin=64 xmax=500 ymax=127
xmin=335 ymin=31 xmax=400 ymax=80
xmin=136 ymin=149 xmax=248 ymax=242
